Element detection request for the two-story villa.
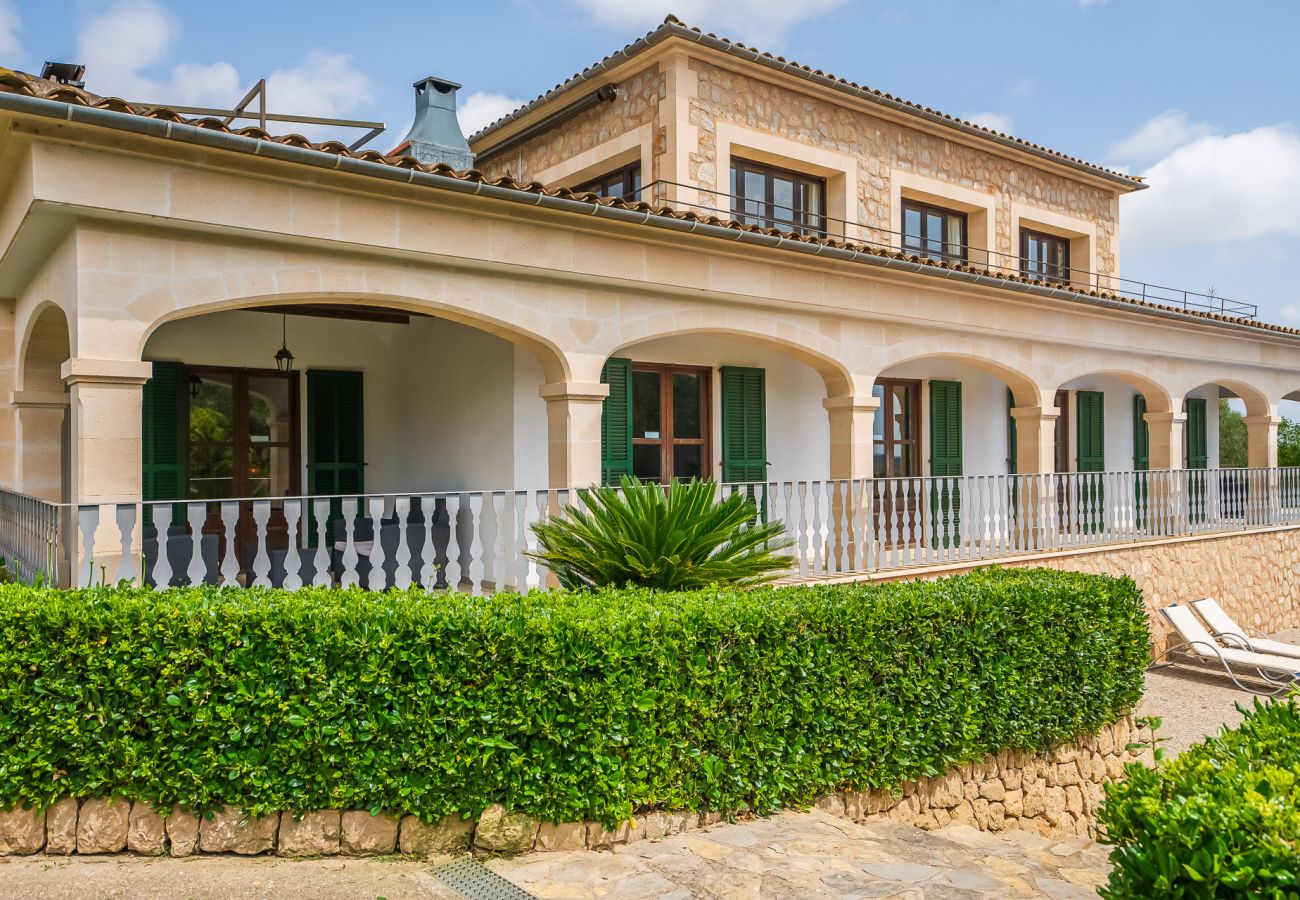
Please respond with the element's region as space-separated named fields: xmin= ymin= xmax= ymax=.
xmin=1 ymin=17 xmax=1299 ymax=600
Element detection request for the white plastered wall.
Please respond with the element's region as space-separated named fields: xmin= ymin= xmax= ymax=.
xmin=143 ymin=311 xmax=546 ymax=494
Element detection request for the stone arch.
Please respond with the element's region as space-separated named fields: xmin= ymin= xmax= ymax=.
xmin=1177 ymin=377 xmax=1271 ymax=419
xmin=14 ymin=302 xmax=71 ymax=501
xmin=138 ymin=293 xmax=574 ymax=385
xmin=872 ymin=348 xmax=1045 ymax=409
xmin=1049 ymin=363 xmax=1176 ymax=415
xmin=601 ymin=323 xmax=857 ymax=398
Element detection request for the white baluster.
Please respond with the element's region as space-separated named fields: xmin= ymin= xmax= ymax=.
xmin=444 ymin=494 xmax=463 ymax=592
xmin=493 ymin=492 xmax=510 ymax=593
xmin=115 ymin=504 xmax=137 ymax=584
xmin=250 ymin=500 xmax=272 ymax=587
xmin=467 ymin=493 xmax=485 ymax=595
xmin=794 ymin=482 xmax=809 ymax=578
xmin=367 ymin=496 xmax=388 ymax=590
xmin=148 ymin=504 xmax=171 ymax=589
xmin=282 ymin=500 xmax=304 ymax=591
xmin=392 ymin=496 xmax=413 ymax=590
xmin=515 ymin=492 xmax=530 ymax=591
xmin=186 ymin=504 xmax=208 ymax=586
xmin=220 ymin=502 xmax=241 ymax=585
xmin=338 ymin=498 xmax=361 ymax=588
xmin=77 ymin=505 xmax=101 ymax=588
xmin=311 ymin=499 xmax=332 ymax=587
xmin=418 ymin=495 xmax=438 ymax=589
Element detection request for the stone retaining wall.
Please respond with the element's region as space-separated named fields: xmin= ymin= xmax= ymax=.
xmin=0 ymin=718 xmax=1147 ymax=858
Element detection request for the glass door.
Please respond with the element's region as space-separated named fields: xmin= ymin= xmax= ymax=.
xmin=630 ymin=364 xmax=711 ymax=484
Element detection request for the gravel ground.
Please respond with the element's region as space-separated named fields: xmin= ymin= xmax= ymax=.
xmin=1137 ymin=626 xmax=1300 ymax=756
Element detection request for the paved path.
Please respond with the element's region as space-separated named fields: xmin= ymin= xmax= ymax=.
xmin=494 ymin=812 xmax=1109 ymax=899
xmin=1 ymin=813 xmax=1109 ymax=899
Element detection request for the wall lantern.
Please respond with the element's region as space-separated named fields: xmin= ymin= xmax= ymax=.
xmin=274 ymin=315 xmax=295 ymax=373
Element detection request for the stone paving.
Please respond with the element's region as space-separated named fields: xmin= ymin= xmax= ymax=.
xmin=490 ymin=812 xmax=1110 ymax=899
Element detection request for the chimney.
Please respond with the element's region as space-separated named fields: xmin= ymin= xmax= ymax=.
xmin=401 ymin=76 xmax=475 ymax=169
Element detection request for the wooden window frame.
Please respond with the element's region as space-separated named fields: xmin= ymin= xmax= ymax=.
xmin=630 ymin=362 xmax=712 ymax=485
xmin=901 ymin=199 xmax=969 ymax=263
xmin=730 ymin=157 xmax=828 ymax=236
xmin=1020 ymin=228 xmax=1072 ymax=285
xmin=873 ymin=377 xmax=922 ymax=479
xmin=575 ymin=162 xmax=642 ymax=199
xmin=186 ymin=364 xmax=302 ymax=500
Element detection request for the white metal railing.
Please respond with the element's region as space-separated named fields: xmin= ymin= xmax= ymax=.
xmin=721 ymin=467 xmax=1300 ymax=578
xmin=4 ymin=467 xmax=1299 ymax=591
xmin=0 ymin=489 xmax=64 ymax=584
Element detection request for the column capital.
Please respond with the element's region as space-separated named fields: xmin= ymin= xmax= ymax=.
xmin=1144 ymin=410 xmax=1186 ymax=425
xmin=1010 ymin=405 xmax=1060 ymax=421
xmin=61 ymin=358 xmax=153 ymax=386
xmin=1243 ymin=414 xmax=1283 ymax=426
xmin=822 ymin=395 xmax=881 ymax=413
xmin=538 ymin=381 xmax=609 ymax=403
xmin=11 ymin=390 xmax=69 ymax=409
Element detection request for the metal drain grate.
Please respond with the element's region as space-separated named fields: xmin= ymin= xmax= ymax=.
xmin=432 ymin=856 xmax=538 ymax=900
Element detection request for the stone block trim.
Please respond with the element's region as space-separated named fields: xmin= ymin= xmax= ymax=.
xmin=0 ymin=719 xmax=1146 ymax=858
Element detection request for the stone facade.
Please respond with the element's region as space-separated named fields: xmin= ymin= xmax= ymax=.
xmin=477 ymin=65 xmax=666 ymax=184
xmin=0 ymin=719 xmax=1146 ymax=858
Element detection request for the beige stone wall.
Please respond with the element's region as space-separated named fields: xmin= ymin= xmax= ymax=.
xmin=0 ymin=718 xmax=1145 ymax=857
xmin=476 ymin=64 xmax=666 ymax=184
xmin=686 ymin=59 xmax=1118 ymax=273
xmin=867 ymin=525 xmax=1300 ymax=652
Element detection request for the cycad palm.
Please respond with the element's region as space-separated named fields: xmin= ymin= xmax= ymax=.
xmin=529 ymin=477 xmax=794 ymax=590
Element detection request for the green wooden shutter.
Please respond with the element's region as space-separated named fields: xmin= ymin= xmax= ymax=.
xmin=1133 ymin=394 xmax=1149 ymax=470
xmin=307 ymin=370 xmax=365 ymax=497
xmin=1077 ymin=391 xmax=1105 ymax=472
xmin=721 ymin=366 xmax=767 ymax=483
xmin=1186 ymin=397 xmax=1208 ymax=469
xmin=929 ymin=380 xmax=963 ymax=476
xmin=600 ymin=358 xmax=633 ymax=485
xmin=142 ymin=361 xmax=186 ymax=525
xmin=1007 ymin=387 xmax=1018 ymax=475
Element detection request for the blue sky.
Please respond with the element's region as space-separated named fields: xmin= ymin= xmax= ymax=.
xmin=7 ymin=0 xmax=1300 ymax=327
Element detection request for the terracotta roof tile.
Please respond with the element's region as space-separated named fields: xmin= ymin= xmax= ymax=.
xmin=0 ymin=65 xmax=1292 ymax=339
xmin=466 ymin=15 xmax=1143 ymax=189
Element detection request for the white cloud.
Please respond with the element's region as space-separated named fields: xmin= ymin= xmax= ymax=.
xmin=0 ymin=1 xmax=21 ymax=61
xmin=1079 ymin=0 xmax=1109 ymax=7
xmin=1282 ymin=303 xmax=1300 ymax=323
xmin=458 ymin=90 xmax=526 ymax=136
xmin=565 ymin=0 xmax=845 ymax=44
xmin=1123 ymin=124 xmax=1300 ymax=254
xmin=1110 ymin=110 xmax=1214 ymax=165
xmin=962 ymin=111 xmax=1013 ymax=134
xmin=72 ymin=0 xmax=373 ymax=140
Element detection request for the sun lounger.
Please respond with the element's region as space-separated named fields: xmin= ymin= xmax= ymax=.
xmin=1190 ymin=598 xmax=1300 ymax=661
xmin=1154 ymin=604 xmax=1300 ymax=695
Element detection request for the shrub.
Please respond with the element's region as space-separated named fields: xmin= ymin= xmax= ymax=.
xmin=529 ymin=476 xmax=793 ymax=590
xmin=0 ymin=567 xmax=1147 ymax=825
xmin=1098 ymin=697 xmax=1300 ymax=898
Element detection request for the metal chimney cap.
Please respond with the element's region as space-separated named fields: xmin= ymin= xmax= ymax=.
xmin=413 ymin=76 xmax=462 ymax=93
xmin=41 ymin=61 xmax=86 ymax=88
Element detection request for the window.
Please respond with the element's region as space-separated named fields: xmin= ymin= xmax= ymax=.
xmin=1021 ymin=229 xmax=1071 ymax=285
xmin=575 ymin=162 xmax=642 ymax=200
xmin=730 ymin=158 xmax=826 ymax=236
xmin=872 ymin=379 xmax=921 ymax=478
xmin=630 ymin=363 xmax=710 ymax=484
xmin=901 ymin=200 xmax=967 ymax=263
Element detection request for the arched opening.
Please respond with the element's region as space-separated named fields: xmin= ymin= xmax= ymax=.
xmin=16 ymin=304 xmax=71 ymax=501
xmin=136 ymin=299 xmax=570 ymax=591
xmin=601 ymin=332 xmax=843 ymax=485
xmin=1182 ymin=380 xmax=1271 ymax=470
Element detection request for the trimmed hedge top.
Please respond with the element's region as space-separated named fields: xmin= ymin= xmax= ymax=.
xmin=0 ymin=567 xmax=1148 ymax=824
xmin=1099 ymin=696 xmax=1300 ymax=898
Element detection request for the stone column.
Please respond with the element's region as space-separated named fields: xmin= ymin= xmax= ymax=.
xmin=539 ymin=382 xmax=609 ymax=491
xmin=1144 ymin=411 xmax=1185 ymax=471
xmin=823 ymin=395 xmax=880 ymax=570
xmin=62 ymin=358 xmax=152 ymax=586
xmin=1244 ymin=415 xmax=1280 ymax=469
xmin=11 ymin=390 xmax=68 ymax=502
xmin=1009 ymin=405 xmax=1060 ymax=550
xmin=823 ymin=395 xmax=881 ymax=481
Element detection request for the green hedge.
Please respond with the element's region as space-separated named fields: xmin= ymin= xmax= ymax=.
xmin=0 ymin=567 xmax=1147 ymax=824
xmin=1099 ymin=697 xmax=1300 ymax=898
